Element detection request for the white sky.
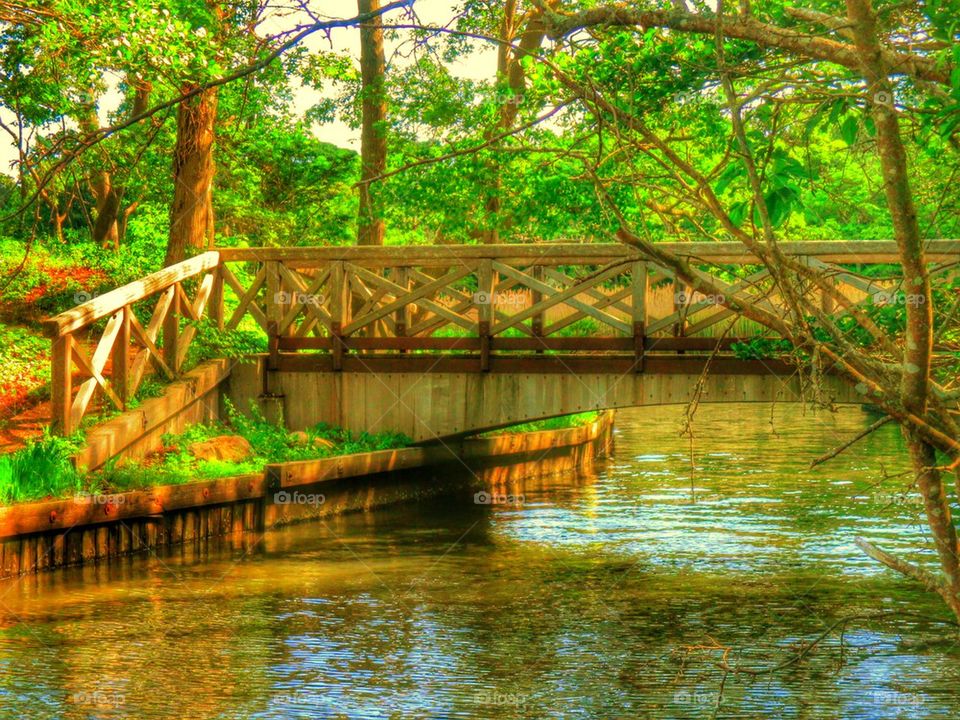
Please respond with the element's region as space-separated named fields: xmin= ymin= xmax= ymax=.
xmin=0 ymin=0 xmax=495 ymax=173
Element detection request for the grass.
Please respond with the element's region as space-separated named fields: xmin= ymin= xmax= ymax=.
xmin=0 ymin=404 xmax=600 ymax=505
xmin=0 ymin=398 xmax=411 ymax=504
xmin=0 ymin=434 xmax=83 ymax=504
xmin=483 ymin=411 xmax=601 ymax=436
xmin=93 ymin=399 xmax=411 ymax=493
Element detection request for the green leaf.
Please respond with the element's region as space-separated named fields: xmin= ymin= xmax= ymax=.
xmin=840 ymin=115 xmax=860 ymax=146
xmin=765 ymin=185 xmax=799 ymax=227
xmin=714 ymin=164 xmax=743 ymax=195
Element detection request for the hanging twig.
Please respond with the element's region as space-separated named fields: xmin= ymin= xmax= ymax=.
xmin=809 ymin=415 xmax=894 ymax=468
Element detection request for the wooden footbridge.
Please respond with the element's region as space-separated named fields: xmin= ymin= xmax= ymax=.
xmin=43 ymin=241 xmax=959 ymax=444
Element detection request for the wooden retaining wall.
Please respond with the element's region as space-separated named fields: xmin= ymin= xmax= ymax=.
xmin=0 ymin=412 xmax=613 ymax=580
xmin=75 ymin=359 xmax=231 ymax=472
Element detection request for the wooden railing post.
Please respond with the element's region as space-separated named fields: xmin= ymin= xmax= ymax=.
xmin=331 ymin=261 xmax=347 ymax=371
xmin=51 ymin=333 xmax=73 ymax=435
xmin=394 ymin=267 xmax=408 ymax=354
xmin=478 ymin=259 xmax=493 ymax=372
xmin=163 ymin=284 xmax=181 ymax=376
xmin=112 ymin=306 xmax=131 ymax=406
xmin=210 ymin=265 xmax=224 ymax=330
xmin=673 ymin=278 xmax=690 ymax=344
xmin=632 ymin=261 xmax=648 ymax=373
xmin=531 ymin=265 xmax=545 ymax=354
xmin=266 ymin=261 xmax=282 ymax=372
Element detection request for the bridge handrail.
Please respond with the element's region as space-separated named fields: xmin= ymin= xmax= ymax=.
xmin=218 ymin=240 xmax=960 ymax=265
xmin=42 ymin=251 xmax=221 ymax=338
xmin=43 ymin=250 xmax=222 ymax=433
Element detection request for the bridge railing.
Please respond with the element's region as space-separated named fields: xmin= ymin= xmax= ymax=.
xmin=216 ymin=241 xmax=959 ymax=371
xmin=42 ymin=251 xmax=222 ymax=434
xmin=44 ymin=241 xmax=960 ymax=434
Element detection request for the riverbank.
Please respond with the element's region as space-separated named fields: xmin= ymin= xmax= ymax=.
xmin=0 ymin=410 xmax=614 ymax=579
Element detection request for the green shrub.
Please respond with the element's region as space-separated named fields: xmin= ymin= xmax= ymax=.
xmin=484 ymin=411 xmax=600 ymax=435
xmin=731 ymin=337 xmax=793 ymax=360
xmin=182 ymin=319 xmax=267 ymax=370
xmin=0 ymin=434 xmax=82 ymax=504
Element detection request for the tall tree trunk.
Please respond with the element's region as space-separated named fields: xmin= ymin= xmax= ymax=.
xmin=844 ymin=0 xmax=958 ymax=616
xmin=78 ymin=111 xmax=120 ymax=249
xmin=480 ymin=0 xmax=518 ymax=245
xmin=845 ymin=0 xmax=932 ymax=415
xmin=481 ymin=1 xmax=555 ymax=243
xmin=81 ymin=78 xmax=151 ymax=249
xmin=906 ymin=433 xmax=960 ymax=618
xmin=166 ymin=84 xmax=218 ymax=265
xmin=357 ymin=0 xmax=387 ymax=246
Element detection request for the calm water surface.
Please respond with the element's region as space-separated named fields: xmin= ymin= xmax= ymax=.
xmin=0 ymin=404 xmax=958 ymax=719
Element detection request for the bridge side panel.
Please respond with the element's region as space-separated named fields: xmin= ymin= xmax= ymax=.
xmin=226 ymin=358 xmax=859 ymax=442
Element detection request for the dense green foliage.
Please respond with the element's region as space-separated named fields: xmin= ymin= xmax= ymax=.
xmin=1 ymin=0 xmax=955 ymax=261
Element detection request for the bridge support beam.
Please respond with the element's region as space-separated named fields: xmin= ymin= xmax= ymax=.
xmin=226 ymin=356 xmax=858 ymax=442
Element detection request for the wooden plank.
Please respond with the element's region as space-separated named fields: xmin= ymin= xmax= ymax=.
xmin=543 ymin=266 xmax=632 ymax=316
xmin=74 ymin=358 xmax=231 ymax=471
xmin=96 ymin=526 xmax=109 ymax=560
xmin=43 ymin=251 xmax=220 ymax=337
xmin=209 ymin=265 xmax=224 ymax=330
xmin=267 ymin=448 xmax=430 ymax=489
xmin=129 ymin=286 xmax=175 ymax=394
xmin=176 ymin=272 xmax=216 ymax=367
xmin=632 ymin=261 xmax=648 ymax=373
xmin=274 ymin=336 xmax=754 ymax=352
xmin=223 ymin=263 xmax=268 ymax=331
xmin=51 ymin=533 xmax=66 ymax=568
xmin=544 ymin=285 xmax=632 ymax=336
xmin=394 ymin=267 xmax=409 ymax=345
xmin=646 ymin=267 xmax=770 ymax=335
xmin=243 ymin=501 xmax=257 ymax=532
xmin=51 ymin=333 xmax=73 ymax=434
xmin=4 ymin=539 xmax=20 ymax=577
xmin=112 ymin=306 xmax=131 ymax=406
xmin=531 ymin=266 xmax=544 ymax=353
xmin=490 ymin=261 xmax=633 ymax=335
xmin=0 ymin=471 xmax=259 ymax=542
xmin=129 ymin=308 xmax=175 ymax=381
xmin=478 ymin=260 xmax=493 ymax=372
xmin=20 ymin=538 xmax=36 ymax=574
xmin=36 ymin=535 xmax=50 ymax=571
xmin=348 ymin=272 xmax=392 ymax=326
xmin=344 ymin=264 xmax=475 ymax=336
xmin=70 ymin=333 xmax=124 ymax=419
xmin=176 ymin=282 xmax=198 ymax=322
xmin=276 ymin=263 xmax=332 ymax=334
xmin=331 ymin=262 xmax=346 ymax=371
xmin=274 ymin=336 xmax=762 ymax=357
xmin=278 ymin=336 xmax=480 ymax=351
xmin=218 ymin=241 xmax=960 ymax=264
xmin=163 ymin=282 xmax=181 ymax=376
xmin=266 ymin=261 xmax=282 ymax=335
xmin=405 ymin=267 xmax=492 ymax=337
xmin=275 ymin=353 xmax=797 ymax=376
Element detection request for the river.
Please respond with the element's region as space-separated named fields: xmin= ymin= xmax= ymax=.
xmin=0 ymin=404 xmax=958 ymax=719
